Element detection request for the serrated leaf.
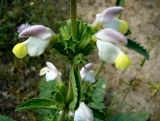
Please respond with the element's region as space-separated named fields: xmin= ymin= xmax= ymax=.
xmin=116 ymin=0 xmax=125 ymax=6
xmin=16 ymin=98 xmax=57 ymax=111
xmin=89 ymin=80 xmax=106 ymax=112
xmin=39 ymin=78 xmax=57 ymax=98
xmin=73 ymin=53 xmax=86 ymax=65
xmin=52 ymin=19 xmax=96 ymax=59
xmin=68 ymin=66 xmax=78 ymax=111
xmin=126 ymin=39 xmax=149 ymax=60
xmin=0 ymin=115 xmax=16 ymax=121
xmin=106 ymin=112 xmax=150 ymax=121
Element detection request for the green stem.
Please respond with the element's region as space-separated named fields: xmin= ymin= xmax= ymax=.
xmin=70 ymin=0 xmax=77 ymax=40
xmin=58 ymin=108 xmax=68 ymax=121
xmin=95 ymin=61 xmax=105 ymax=79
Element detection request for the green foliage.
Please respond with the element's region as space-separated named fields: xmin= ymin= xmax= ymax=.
xmin=106 ymin=112 xmax=150 ymax=121
xmin=116 ymin=0 xmax=125 ymax=6
xmin=89 ymin=80 xmax=106 ymax=112
xmin=0 ymin=115 xmax=16 ymax=121
xmin=52 ymin=19 xmax=96 ymax=62
xmin=126 ymin=39 xmax=149 ymax=60
xmin=124 ymin=29 xmax=132 ymax=36
xmin=84 ymin=80 xmax=107 ymax=121
xmin=68 ymin=66 xmax=81 ymax=111
xmin=16 ymin=98 xmax=57 ymax=111
xmin=36 ymin=79 xmax=59 ymax=121
xmin=39 ymin=78 xmax=57 ymax=98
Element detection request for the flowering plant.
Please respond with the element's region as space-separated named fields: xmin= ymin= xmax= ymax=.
xmin=13 ymin=0 xmax=149 ymax=121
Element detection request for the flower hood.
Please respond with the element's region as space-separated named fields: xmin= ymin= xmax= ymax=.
xmin=12 ymin=24 xmax=54 ymax=58
xmin=39 ymin=62 xmax=61 ymax=81
xmin=93 ymin=6 xmax=128 ymax=34
xmin=96 ymin=28 xmax=131 ymax=70
xmin=74 ymin=102 xmax=94 ymax=121
xmin=80 ymin=63 xmax=95 ymax=83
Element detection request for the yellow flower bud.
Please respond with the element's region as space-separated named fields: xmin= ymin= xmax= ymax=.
xmin=114 ymin=53 xmax=131 ymax=70
xmin=12 ymin=43 xmax=27 ymax=58
xmin=118 ymin=20 xmax=128 ymax=34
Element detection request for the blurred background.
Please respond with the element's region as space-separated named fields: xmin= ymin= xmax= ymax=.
xmin=0 ymin=0 xmax=160 ymax=121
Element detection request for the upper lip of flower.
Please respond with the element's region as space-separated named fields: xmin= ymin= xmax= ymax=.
xmin=96 ymin=28 xmax=127 ymax=45
xmin=19 ymin=25 xmax=54 ymax=39
xmin=100 ymin=6 xmax=123 ymax=17
xmin=39 ymin=62 xmax=61 ymax=81
xmin=94 ymin=6 xmax=123 ymax=24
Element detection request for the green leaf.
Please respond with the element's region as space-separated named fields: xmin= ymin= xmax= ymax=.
xmin=126 ymin=39 xmax=149 ymax=60
xmin=116 ymin=0 xmax=125 ymax=6
xmin=68 ymin=66 xmax=78 ymax=111
xmin=68 ymin=66 xmax=81 ymax=111
xmin=16 ymin=98 xmax=57 ymax=111
xmin=52 ymin=19 xmax=96 ymax=60
xmin=39 ymin=78 xmax=57 ymax=98
xmin=73 ymin=53 xmax=86 ymax=65
xmin=89 ymin=80 xmax=106 ymax=112
xmin=36 ymin=79 xmax=59 ymax=121
xmin=106 ymin=112 xmax=150 ymax=121
xmin=124 ymin=28 xmax=132 ymax=36
xmin=0 ymin=115 xmax=16 ymax=121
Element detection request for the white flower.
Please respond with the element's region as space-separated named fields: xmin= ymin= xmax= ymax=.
xmin=80 ymin=63 xmax=95 ymax=83
xmin=12 ymin=25 xmax=54 ymax=58
xmin=96 ymin=28 xmax=131 ymax=70
xmin=74 ymin=102 xmax=94 ymax=121
xmin=93 ymin=6 xmax=128 ymax=34
xmin=39 ymin=62 xmax=61 ymax=81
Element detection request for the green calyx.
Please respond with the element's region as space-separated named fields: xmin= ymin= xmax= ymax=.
xmin=52 ymin=19 xmax=96 ymax=62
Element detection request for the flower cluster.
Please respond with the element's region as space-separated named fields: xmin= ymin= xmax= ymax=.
xmin=12 ymin=25 xmax=54 ymax=58
xmin=13 ymin=6 xmax=132 ymax=121
xmin=94 ymin=6 xmax=131 ymax=70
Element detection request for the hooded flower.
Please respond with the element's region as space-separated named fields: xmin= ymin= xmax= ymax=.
xmin=80 ymin=63 xmax=95 ymax=83
xmin=39 ymin=62 xmax=61 ymax=81
xmin=12 ymin=25 xmax=54 ymax=58
xmin=93 ymin=6 xmax=128 ymax=34
xmin=74 ymin=102 xmax=94 ymax=121
xmin=96 ymin=28 xmax=131 ymax=70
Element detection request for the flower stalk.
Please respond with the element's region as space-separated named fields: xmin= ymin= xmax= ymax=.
xmin=95 ymin=61 xmax=105 ymax=79
xmin=70 ymin=0 xmax=77 ymax=40
xmin=59 ymin=0 xmax=78 ymax=120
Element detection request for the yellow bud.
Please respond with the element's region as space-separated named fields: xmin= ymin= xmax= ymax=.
xmin=114 ymin=53 xmax=131 ymax=70
xmin=12 ymin=43 xmax=27 ymax=58
xmin=118 ymin=20 xmax=128 ymax=34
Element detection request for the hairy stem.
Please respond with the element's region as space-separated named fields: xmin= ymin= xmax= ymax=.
xmin=58 ymin=108 xmax=69 ymax=121
xmin=70 ymin=0 xmax=77 ymax=40
xmin=95 ymin=61 xmax=105 ymax=79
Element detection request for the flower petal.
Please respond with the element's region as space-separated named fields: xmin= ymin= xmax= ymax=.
xmin=46 ymin=62 xmax=59 ymax=72
xmin=101 ymin=6 xmax=123 ymax=18
xmin=24 ymin=37 xmax=50 ymax=56
xmin=19 ymin=25 xmax=54 ymax=39
xmin=39 ymin=67 xmax=48 ymax=76
xmin=118 ymin=20 xmax=128 ymax=34
xmin=114 ymin=53 xmax=131 ymax=70
xmin=45 ymin=70 xmax=58 ymax=81
xmin=97 ymin=40 xmax=121 ymax=63
xmin=94 ymin=6 xmax=123 ymax=25
xmin=80 ymin=63 xmax=95 ymax=83
xmin=12 ymin=42 xmax=28 ymax=58
xmin=96 ymin=28 xmax=127 ymax=45
xmin=17 ymin=23 xmax=31 ymax=33
xmin=74 ymin=102 xmax=94 ymax=121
